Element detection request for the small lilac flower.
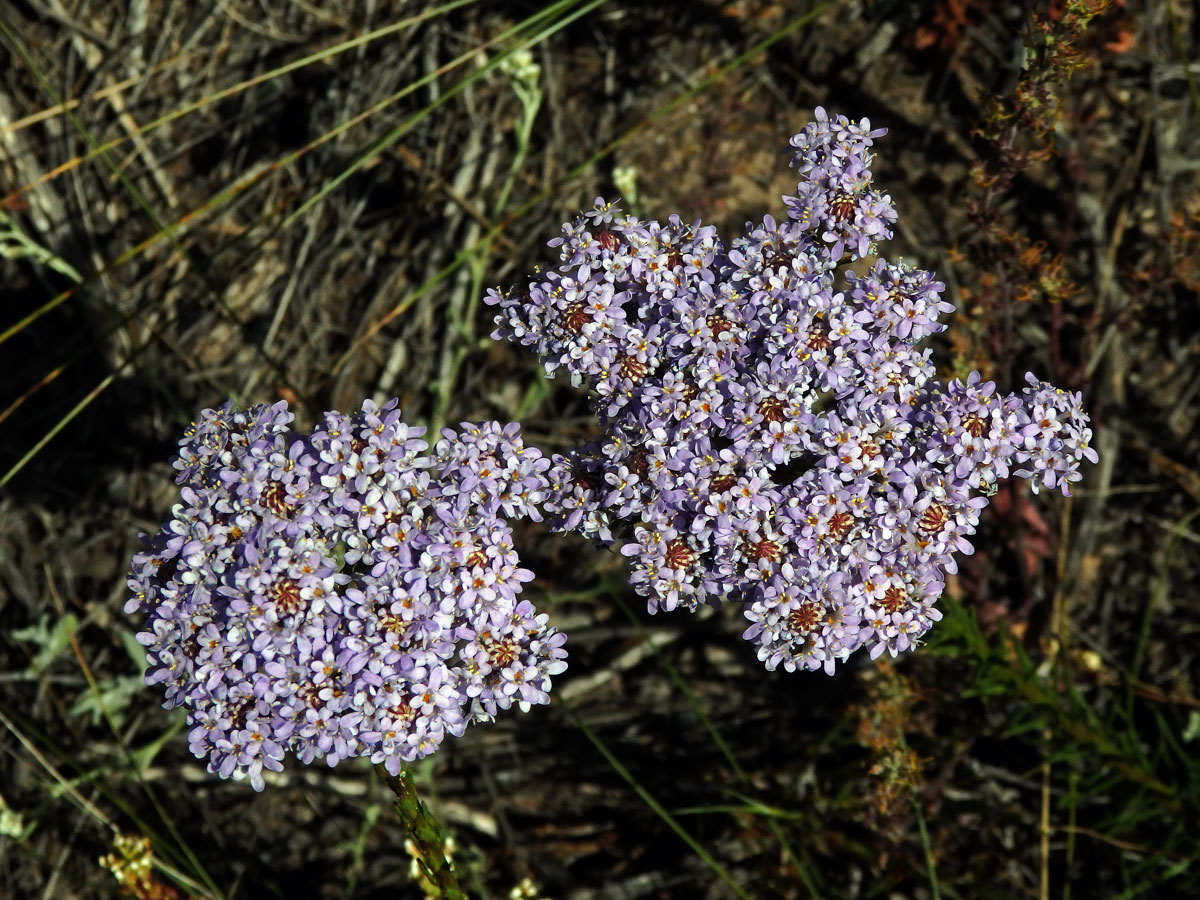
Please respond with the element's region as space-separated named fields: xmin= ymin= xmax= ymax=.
xmin=486 ymin=109 xmax=1096 ymax=674
xmin=128 ymin=400 xmax=566 ymax=789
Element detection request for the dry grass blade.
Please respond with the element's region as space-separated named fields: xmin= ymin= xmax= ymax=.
xmin=0 ymin=0 xmax=482 ymax=208
xmin=1 ymin=0 xmax=605 ymax=490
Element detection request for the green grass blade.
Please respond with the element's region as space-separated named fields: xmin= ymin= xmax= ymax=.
xmin=560 ymin=695 xmax=758 ymax=900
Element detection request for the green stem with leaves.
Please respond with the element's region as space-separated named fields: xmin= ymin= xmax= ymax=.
xmin=379 ymin=764 xmax=466 ymax=900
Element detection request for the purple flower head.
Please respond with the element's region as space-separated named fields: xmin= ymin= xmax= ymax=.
xmin=129 ymin=400 xmax=565 ymax=789
xmin=487 ymin=110 xmax=1096 ymax=674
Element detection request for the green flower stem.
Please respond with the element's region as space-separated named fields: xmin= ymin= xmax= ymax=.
xmin=378 ymin=764 xmax=466 ymax=900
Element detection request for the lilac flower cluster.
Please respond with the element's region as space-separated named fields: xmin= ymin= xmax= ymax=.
xmin=485 ymin=107 xmax=1096 ymax=675
xmin=127 ymin=399 xmax=564 ymax=790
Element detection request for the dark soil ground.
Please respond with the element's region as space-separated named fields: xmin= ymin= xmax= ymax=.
xmin=2 ymin=1 xmax=1199 ymax=898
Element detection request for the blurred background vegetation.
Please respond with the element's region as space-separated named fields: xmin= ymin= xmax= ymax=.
xmin=1 ymin=1 xmax=1198 ymax=898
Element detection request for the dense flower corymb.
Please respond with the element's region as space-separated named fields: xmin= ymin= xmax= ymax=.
xmin=127 ymin=399 xmax=565 ymax=790
xmin=486 ymin=107 xmax=1096 ymax=675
